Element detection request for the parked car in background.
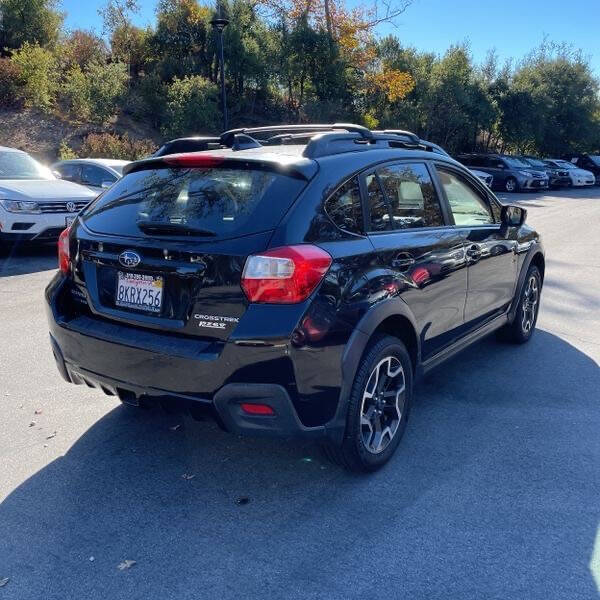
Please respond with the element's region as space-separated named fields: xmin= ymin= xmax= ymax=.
xmin=0 ymin=147 xmax=97 ymax=243
xmin=46 ymin=123 xmax=544 ymax=473
xmin=519 ymin=155 xmax=571 ymax=188
xmin=562 ymin=153 xmax=600 ymax=184
xmin=456 ymin=153 xmax=549 ymax=192
xmin=52 ymin=159 xmax=129 ymax=194
xmin=469 ymin=169 xmax=493 ymax=188
xmin=544 ymin=159 xmax=595 ymax=187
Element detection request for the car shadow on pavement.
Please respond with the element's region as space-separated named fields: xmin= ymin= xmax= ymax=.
xmin=0 ymin=242 xmax=56 ymax=277
xmin=1 ymin=330 xmax=599 ymax=600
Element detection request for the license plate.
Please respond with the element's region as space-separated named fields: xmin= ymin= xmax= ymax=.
xmin=66 ymin=216 xmax=75 ymax=227
xmin=116 ymin=272 xmax=163 ymax=313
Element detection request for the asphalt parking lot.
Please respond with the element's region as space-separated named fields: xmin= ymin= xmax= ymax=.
xmin=1 ymin=186 xmax=599 ymax=599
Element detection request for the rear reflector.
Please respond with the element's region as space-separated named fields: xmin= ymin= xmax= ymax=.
xmin=163 ymin=154 xmax=225 ymax=168
xmin=241 ymin=244 xmax=332 ymax=304
xmin=58 ymin=227 xmax=71 ymax=274
xmin=240 ymin=403 xmax=275 ymax=415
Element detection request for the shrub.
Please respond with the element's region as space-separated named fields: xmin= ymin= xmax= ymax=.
xmin=80 ymin=133 xmax=156 ymax=160
xmin=10 ymin=43 xmax=58 ymax=110
xmin=62 ymin=65 xmax=91 ymax=121
xmin=57 ymin=141 xmax=78 ymax=160
xmin=86 ymin=62 xmax=129 ymax=124
xmin=125 ymin=74 xmax=168 ymax=129
xmin=162 ymin=75 xmax=220 ymax=138
xmin=61 ymin=61 xmax=129 ymax=124
xmin=0 ymin=58 xmax=23 ymax=107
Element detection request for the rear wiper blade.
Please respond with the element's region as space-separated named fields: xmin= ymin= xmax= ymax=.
xmin=137 ymin=221 xmax=216 ymax=237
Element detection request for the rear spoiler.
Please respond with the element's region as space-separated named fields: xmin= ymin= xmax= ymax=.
xmin=123 ymin=152 xmax=318 ymax=180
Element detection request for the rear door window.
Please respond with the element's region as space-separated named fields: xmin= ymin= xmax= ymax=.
xmin=82 ymin=166 xmax=307 ymax=240
xmin=81 ymin=165 xmax=112 ymax=187
xmin=56 ymin=163 xmax=81 ymax=182
xmin=376 ymin=163 xmax=444 ymax=229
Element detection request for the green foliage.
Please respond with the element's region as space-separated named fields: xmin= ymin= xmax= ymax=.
xmin=60 ymin=29 xmax=108 ymax=71
xmin=162 ymin=75 xmax=220 ymax=137
xmin=0 ymin=0 xmax=63 ymax=50
xmin=80 ymin=133 xmax=156 ymax=160
xmin=63 ymin=62 xmax=128 ymax=124
xmin=10 ymin=43 xmax=58 ymax=110
xmin=0 ymin=58 xmax=23 ymax=107
xmin=57 ymin=140 xmax=77 ymax=160
xmin=124 ymin=73 xmax=168 ymax=129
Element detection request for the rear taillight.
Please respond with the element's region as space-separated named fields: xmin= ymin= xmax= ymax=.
xmin=58 ymin=227 xmax=70 ymax=274
xmin=241 ymin=245 xmax=332 ymax=304
xmin=163 ymin=154 xmax=225 ymax=168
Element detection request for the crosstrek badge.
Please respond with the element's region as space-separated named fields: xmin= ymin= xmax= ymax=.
xmin=193 ymin=314 xmax=239 ymax=329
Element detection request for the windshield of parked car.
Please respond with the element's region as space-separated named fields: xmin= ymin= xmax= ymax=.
xmin=503 ymin=157 xmax=531 ymax=168
xmin=0 ymin=151 xmax=55 ymax=180
xmin=524 ymin=158 xmax=547 ymax=168
xmin=552 ymin=160 xmax=576 ymax=169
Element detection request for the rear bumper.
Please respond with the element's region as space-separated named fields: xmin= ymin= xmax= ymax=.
xmin=46 ymin=275 xmax=341 ymax=440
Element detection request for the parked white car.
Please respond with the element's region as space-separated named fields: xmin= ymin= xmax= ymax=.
xmin=51 ymin=158 xmax=129 ymax=194
xmin=544 ymin=159 xmax=595 ymax=187
xmin=0 ymin=147 xmax=96 ymax=242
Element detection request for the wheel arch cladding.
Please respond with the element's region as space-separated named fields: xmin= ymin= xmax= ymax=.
xmin=531 ymin=251 xmax=545 ymax=282
xmin=372 ymin=315 xmax=418 ymax=372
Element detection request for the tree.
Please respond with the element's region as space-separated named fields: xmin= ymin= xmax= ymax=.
xmin=11 ymin=43 xmax=59 ymax=109
xmin=0 ymin=0 xmax=63 ymax=51
xmin=60 ymin=29 xmax=108 ymax=70
xmin=163 ymin=75 xmax=220 ymax=137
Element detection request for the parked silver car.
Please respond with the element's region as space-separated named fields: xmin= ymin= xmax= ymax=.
xmin=52 ymin=159 xmax=130 ymax=194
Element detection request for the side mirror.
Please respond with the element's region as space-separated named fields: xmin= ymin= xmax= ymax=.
xmin=501 ymin=205 xmax=526 ymax=227
xmin=101 ymin=181 xmax=113 ymax=189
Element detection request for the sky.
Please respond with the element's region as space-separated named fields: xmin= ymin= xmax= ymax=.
xmin=60 ymin=0 xmax=600 ymax=75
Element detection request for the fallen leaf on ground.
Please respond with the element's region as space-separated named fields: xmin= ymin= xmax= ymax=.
xmin=169 ymin=424 xmax=181 ymax=431
xmin=29 ymin=422 xmax=36 ymax=427
xmin=34 ymin=409 xmax=42 ymax=415
xmin=46 ymin=432 xmax=57 ymax=440
xmin=181 ymin=473 xmax=195 ymax=480
xmin=89 ymin=557 xmax=95 ymax=562
xmin=236 ymin=497 xmax=250 ymax=505
xmin=0 ymin=578 xmax=9 ymax=587
xmin=117 ymin=560 xmax=136 ymax=570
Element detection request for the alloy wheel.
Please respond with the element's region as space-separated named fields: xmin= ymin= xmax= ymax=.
xmin=521 ymin=275 xmax=539 ymax=333
xmin=360 ymin=356 xmax=406 ymax=454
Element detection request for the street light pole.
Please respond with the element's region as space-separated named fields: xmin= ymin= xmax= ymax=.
xmin=211 ymin=10 xmax=229 ymax=132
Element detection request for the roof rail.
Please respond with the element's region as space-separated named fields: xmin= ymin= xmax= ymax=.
xmin=378 ymin=129 xmax=421 ymax=144
xmin=220 ymin=123 xmax=372 ymax=147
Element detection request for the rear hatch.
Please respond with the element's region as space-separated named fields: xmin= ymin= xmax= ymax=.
xmin=70 ymin=155 xmax=310 ymax=341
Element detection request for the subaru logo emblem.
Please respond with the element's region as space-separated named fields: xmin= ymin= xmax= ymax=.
xmin=66 ymin=201 xmax=76 ymax=213
xmin=119 ymin=250 xmax=141 ymax=268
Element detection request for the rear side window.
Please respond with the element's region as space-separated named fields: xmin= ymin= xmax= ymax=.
xmin=324 ymin=177 xmax=363 ymax=234
xmin=376 ymin=163 xmax=444 ymax=229
xmin=82 ymin=165 xmax=113 ymax=187
xmin=82 ymin=167 xmax=306 ymax=239
xmin=56 ymin=163 xmax=80 ymax=181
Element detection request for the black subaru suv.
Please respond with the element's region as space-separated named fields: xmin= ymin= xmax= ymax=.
xmin=45 ymin=124 xmax=544 ymax=472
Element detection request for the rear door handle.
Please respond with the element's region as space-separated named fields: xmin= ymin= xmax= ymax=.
xmin=466 ymin=244 xmax=482 ymax=261
xmin=392 ymin=254 xmax=415 ymax=269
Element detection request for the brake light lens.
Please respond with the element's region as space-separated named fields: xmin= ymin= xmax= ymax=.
xmin=241 ymin=245 xmax=332 ymax=304
xmin=58 ymin=227 xmax=71 ymax=274
xmin=163 ymin=154 xmax=225 ymax=168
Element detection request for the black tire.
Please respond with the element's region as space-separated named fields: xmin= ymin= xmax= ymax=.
xmin=322 ymin=334 xmax=413 ymax=473
xmin=497 ymin=265 xmax=542 ymax=344
xmin=504 ymin=176 xmax=518 ymax=193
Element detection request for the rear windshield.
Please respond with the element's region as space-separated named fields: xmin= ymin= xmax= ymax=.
xmin=82 ymin=166 xmax=306 ymax=239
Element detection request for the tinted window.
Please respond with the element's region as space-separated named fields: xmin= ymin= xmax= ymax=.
xmin=376 ymin=163 xmax=444 ymax=229
xmin=82 ymin=165 xmax=114 ymax=187
xmin=56 ymin=163 xmax=80 ymax=181
xmin=438 ymin=169 xmax=494 ymax=226
xmin=486 ymin=158 xmax=507 ymax=169
xmin=365 ymin=173 xmax=389 ymax=232
xmin=324 ymin=177 xmax=363 ymax=234
xmin=82 ymin=167 xmax=306 ymax=239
